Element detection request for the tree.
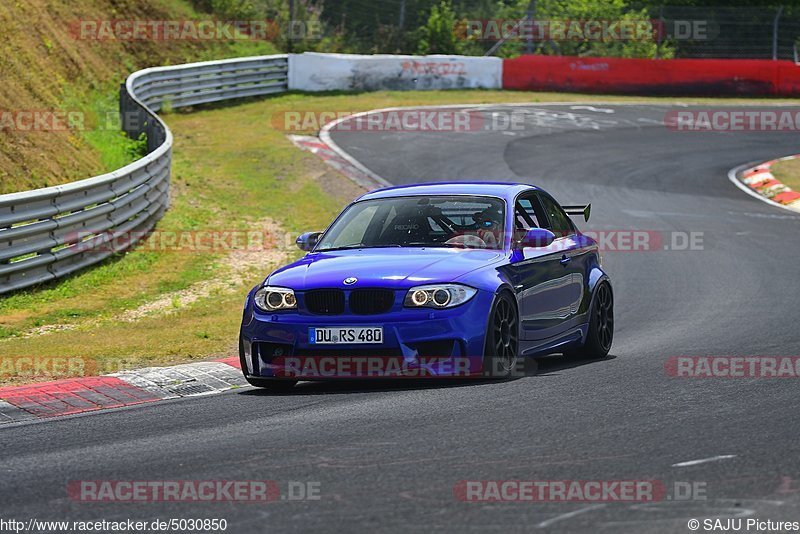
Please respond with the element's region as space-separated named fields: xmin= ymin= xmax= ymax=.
xmin=418 ymin=1 xmax=460 ymax=54
xmin=493 ymin=0 xmax=672 ymax=58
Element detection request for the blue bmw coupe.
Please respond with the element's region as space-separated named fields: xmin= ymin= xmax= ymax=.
xmin=239 ymin=182 xmax=613 ymax=389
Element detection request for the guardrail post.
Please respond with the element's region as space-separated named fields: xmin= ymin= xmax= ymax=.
xmin=119 ymin=83 xmax=136 ymax=138
xmin=773 ymin=5 xmax=784 ymax=61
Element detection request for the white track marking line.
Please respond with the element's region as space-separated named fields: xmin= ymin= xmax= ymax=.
xmin=536 ymin=504 xmax=606 ymax=528
xmin=672 ymin=455 xmax=737 ymax=467
xmin=733 ymin=210 xmax=800 ymax=220
xmin=570 ymin=105 xmax=615 ymax=113
xmin=319 ymin=114 xmax=393 ymax=188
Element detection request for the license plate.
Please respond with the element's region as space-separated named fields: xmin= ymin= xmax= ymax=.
xmin=309 ymin=327 xmax=383 ymax=345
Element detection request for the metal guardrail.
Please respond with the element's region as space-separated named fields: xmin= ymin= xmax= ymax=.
xmin=0 ymin=55 xmax=288 ymax=295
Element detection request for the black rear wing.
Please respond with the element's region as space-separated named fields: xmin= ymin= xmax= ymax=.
xmin=563 ymin=204 xmax=591 ymax=223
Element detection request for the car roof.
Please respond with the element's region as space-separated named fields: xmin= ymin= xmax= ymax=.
xmin=357 ymin=182 xmax=540 ymax=203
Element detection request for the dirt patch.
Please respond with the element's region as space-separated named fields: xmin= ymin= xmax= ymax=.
xmin=118 ymin=218 xmax=290 ymax=322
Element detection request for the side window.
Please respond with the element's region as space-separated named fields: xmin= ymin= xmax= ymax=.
xmin=537 ymin=194 xmax=575 ymax=237
xmin=514 ymin=195 xmax=542 ymax=231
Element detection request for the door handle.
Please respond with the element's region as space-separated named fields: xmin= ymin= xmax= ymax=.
xmin=560 ymin=255 xmax=572 ymax=266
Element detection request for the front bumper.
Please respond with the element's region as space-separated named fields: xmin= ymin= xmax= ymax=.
xmin=239 ymin=288 xmax=495 ymax=380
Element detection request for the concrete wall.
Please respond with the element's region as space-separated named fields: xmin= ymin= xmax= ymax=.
xmin=289 ymin=52 xmax=503 ymax=92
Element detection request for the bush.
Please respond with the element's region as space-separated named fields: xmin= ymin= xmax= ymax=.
xmin=126 ymin=132 xmax=148 ymax=160
xmin=418 ymin=1 xmax=460 ymax=55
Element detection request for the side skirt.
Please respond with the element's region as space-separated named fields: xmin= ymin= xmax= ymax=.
xmin=519 ymin=324 xmax=589 ymax=358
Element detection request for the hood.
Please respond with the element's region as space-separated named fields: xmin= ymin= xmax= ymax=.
xmin=266 ymin=248 xmax=506 ymax=290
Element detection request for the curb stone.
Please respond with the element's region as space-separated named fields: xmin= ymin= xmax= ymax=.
xmin=0 ymin=357 xmax=243 ymax=424
xmin=734 ymin=156 xmax=800 ymax=212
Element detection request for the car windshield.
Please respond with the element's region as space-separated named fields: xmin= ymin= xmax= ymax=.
xmin=316 ymin=195 xmax=506 ymax=251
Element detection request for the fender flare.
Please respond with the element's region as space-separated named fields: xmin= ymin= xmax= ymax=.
xmin=587 ymin=270 xmax=613 ymax=313
xmin=481 ymin=283 xmax=519 ymax=353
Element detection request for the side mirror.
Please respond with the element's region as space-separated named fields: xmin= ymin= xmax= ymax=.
xmin=518 ymin=228 xmax=556 ymax=249
xmin=296 ymin=231 xmax=322 ymax=252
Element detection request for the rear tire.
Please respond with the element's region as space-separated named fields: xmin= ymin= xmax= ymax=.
xmin=566 ymin=282 xmax=613 ymax=360
xmin=483 ymin=291 xmax=519 ymax=378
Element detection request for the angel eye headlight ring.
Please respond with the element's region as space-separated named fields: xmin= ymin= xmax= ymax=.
xmin=403 ymin=284 xmax=477 ymax=309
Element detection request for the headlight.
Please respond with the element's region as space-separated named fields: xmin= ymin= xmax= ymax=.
xmin=404 ymin=284 xmax=477 ymax=309
xmin=254 ymin=286 xmax=297 ymax=311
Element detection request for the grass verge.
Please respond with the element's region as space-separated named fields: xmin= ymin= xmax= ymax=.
xmin=771 ymin=157 xmax=800 ymax=192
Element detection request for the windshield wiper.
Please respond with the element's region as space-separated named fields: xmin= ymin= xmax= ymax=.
xmin=318 ymin=244 xmax=402 ymax=252
xmin=402 ymin=242 xmax=461 ymax=248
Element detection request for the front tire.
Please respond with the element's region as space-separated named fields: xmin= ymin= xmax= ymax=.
xmin=567 ymin=282 xmax=614 ymax=360
xmin=483 ymin=291 xmax=519 ymax=378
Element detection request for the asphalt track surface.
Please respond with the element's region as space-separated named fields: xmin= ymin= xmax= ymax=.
xmin=3 ymin=104 xmax=800 ymax=533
